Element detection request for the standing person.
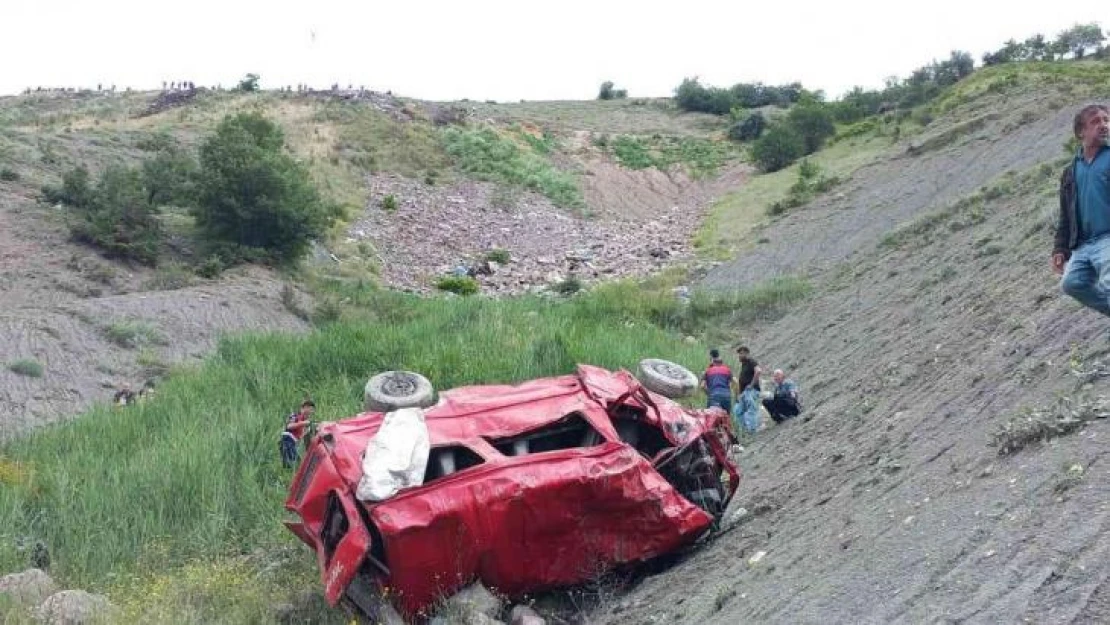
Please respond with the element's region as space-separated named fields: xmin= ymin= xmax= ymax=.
xmin=281 ymin=400 xmax=315 ymax=468
xmin=700 ymin=349 xmax=736 ymax=413
xmin=1055 ymin=104 xmax=1110 ymax=316
xmin=762 ymin=369 xmax=801 ymax=423
xmin=732 ymin=346 xmax=762 ymax=434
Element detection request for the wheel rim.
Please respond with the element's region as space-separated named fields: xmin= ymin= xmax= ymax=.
xmin=648 ymin=361 xmax=688 ymax=381
xmin=381 ymin=373 xmax=418 ymax=397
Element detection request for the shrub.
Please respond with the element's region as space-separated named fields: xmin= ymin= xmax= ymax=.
xmin=142 ymin=147 xmax=197 ymax=206
xmin=435 ymin=275 xmax=479 ymax=296
xmin=597 ymin=81 xmax=628 ymax=100
xmin=380 ymin=194 xmax=398 ymax=211
xmin=767 ymin=159 xmax=841 ymax=214
xmin=142 ymin=262 xmax=196 ymax=291
xmin=193 ymin=112 xmax=340 ymax=264
xmin=68 ymin=165 xmax=164 ymax=265
xmin=9 ymin=359 xmax=44 ymax=378
xmin=750 ymin=125 xmax=805 ymax=172
xmin=135 ymin=132 xmax=178 ymax=153
xmin=728 ymin=112 xmax=766 ymax=142
xmin=237 ymin=73 xmax=260 ymax=92
xmin=787 ymin=103 xmax=836 ymax=154
xmin=552 ymin=276 xmax=583 ymax=296
xmin=0 ymin=167 xmax=19 ymax=182
xmin=442 ymin=127 xmax=583 ymax=208
xmin=43 ymin=165 xmax=93 ymax=208
xmin=104 ymin=320 xmax=166 ymax=349
xmin=611 ymin=136 xmax=657 ymax=169
xmin=484 ymin=248 xmax=511 ymax=264
xmin=195 ymin=255 xmax=224 ymax=279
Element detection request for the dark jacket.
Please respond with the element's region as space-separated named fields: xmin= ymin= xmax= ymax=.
xmin=1055 ymin=163 xmax=1078 ymax=259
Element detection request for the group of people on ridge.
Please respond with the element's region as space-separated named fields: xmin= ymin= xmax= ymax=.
xmin=701 ymin=346 xmax=800 ymax=436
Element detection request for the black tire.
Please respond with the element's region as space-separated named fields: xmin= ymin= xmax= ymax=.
xmin=637 ymin=358 xmax=698 ymax=399
xmin=364 ymin=371 xmax=436 ymax=412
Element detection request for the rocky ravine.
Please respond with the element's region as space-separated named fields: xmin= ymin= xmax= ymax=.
xmin=350 ymin=160 xmax=750 ymax=295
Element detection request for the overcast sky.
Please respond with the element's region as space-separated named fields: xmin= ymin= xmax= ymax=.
xmin=2 ymin=1 xmax=1104 ymax=101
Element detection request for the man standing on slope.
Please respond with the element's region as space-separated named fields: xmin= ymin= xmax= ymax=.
xmin=701 ymin=348 xmax=736 ymax=413
xmin=732 ymin=345 xmax=762 ymax=434
xmin=1054 ymin=104 xmax=1110 ymax=315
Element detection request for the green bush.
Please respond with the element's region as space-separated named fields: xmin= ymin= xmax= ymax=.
xmin=9 ymin=359 xmax=43 ymax=378
xmin=612 ymin=136 xmax=656 ymax=169
xmin=0 ymin=167 xmax=19 ymax=182
xmin=750 ymin=125 xmax=805 ymax=172
xmin=484 ymin=248 xmax=511 ymax=264
xmin=442 ymin=127 xmax=583 ymax=208
xmin=193 ymin=112 xmax=340 ymax=265
xmin=142 ymin=262 xmax=196 ymax=291
xmin=552 ymin=276 xmax=583 ymax=295
xmin=42 ymin=165 xmax=93 ymax=208
xmin=142 ymin=147 xmax=198 ymax=206
xmin=728 ymin=112 xmax=766 ymax=142
xmin=237 ymin=73 xmax=260 ymax=92
xmin=67 ymin=165 xmax=164 ymax=265
xmin=435 ymin=275 xmax=479 ymax=295
xmin=195 ymin=255 xmax=224 ymax=279
xmin=380 ymin=194 xmax=398 ymax=211
xmin=597 ymin=81 xmax=628 ymax=100
xmin=135 ymin=132 xmax=178 ymax=153
xmin=787 ymin=103 xmax=837 ymax=154
xmin=104 ymin=320 xmax=166 ymax=349
xmin=768 ymin=159 xmax=841 ymax=214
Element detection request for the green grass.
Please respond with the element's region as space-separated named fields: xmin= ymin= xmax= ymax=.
xmin=609 ymin=135 xmax=736 ymax=177
xmin=8 ymin=359 xmax=44 ymax=378
xmin=443 ymin=126 xmax=584 ymax=209
xmin=0 ymin=277 xmax=809 ymax=608
xmin=103 ymin=320 xmax=167 ymax=349
xmin=695 ymin=132 xmax=889 ymax=259
xmin=463 ymin=98 xmax=726 ymax=136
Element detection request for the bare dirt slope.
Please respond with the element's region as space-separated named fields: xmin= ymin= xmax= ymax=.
xmin=0 ymin=193 xmax=309 ymax=439
xmin=598 ymin=102 xmax=1110 ymax=622
xmin=702 ymin=88 xmax=1077 ymax=288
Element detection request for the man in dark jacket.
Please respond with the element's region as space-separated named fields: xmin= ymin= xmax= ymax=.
xmin=1054 ymin=104 xmax=1110 ymax=316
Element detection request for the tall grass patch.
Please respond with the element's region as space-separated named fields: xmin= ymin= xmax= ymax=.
xmin=442 ymin=127 xmax=583 ymax=209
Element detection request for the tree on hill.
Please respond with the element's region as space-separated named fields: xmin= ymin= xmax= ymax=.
xmin=597 ymin=81 xmax=628 ymax=100
xmin=1055 ymin=23 xmax=1105 ymax=59
xmin=65 ymin=165 xmax=164 ymax=265
xmin=786 ymin=102 xmax=836 ymax=154
xmin=750 ymin=124 xmax=805 ymax=172
xmin=237 ymin=73 xmax=261 ymax=92
xmin=193 ymin=112 xmax=339 ymax=264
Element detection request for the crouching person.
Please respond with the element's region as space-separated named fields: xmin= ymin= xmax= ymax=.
xmin=763 ymin=369 xmax=801 ymax=423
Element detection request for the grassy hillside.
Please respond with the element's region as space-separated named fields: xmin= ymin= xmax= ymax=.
xmin=0 ymin=278 xmax=808 ymax=622
xmin=4 ymin=51 xmax=1109 ymax=623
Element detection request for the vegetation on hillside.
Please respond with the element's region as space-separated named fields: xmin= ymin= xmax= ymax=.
xmin=0 ymin=276 xmax=808 ymax=619
xmin=194 ymin=112 xmax=340 ymax=263
xmin=442 ymin=126 xmax=583 ymax=208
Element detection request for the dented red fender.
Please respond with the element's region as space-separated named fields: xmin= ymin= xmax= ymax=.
xmin=285 ymin=365 xmax=740 ymax=620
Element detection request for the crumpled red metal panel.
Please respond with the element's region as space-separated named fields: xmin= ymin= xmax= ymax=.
xmin=369 ymin=442 xmax=714 ymax=618
xmin=286 ymin=364 xmax=740 ymax=620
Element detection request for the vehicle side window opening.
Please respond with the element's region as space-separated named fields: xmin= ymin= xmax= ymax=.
xmin=611 ymin=406 xmax=671 ymax=459
xmin=322 ymin=494 xmax=349 ymax=564
xmin=484 ymin=412 xmax=606 ymax=457
xmin=424 ymin=445 xmax=485 ymax=482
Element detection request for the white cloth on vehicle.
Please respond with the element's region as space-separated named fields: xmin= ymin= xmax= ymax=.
xmin=355 ymin=407 xmax=431 ymax=502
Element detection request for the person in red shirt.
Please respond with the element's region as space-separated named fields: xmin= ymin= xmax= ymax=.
xmin=700 ymin=349 xmax=736 ymax=413
xmin=281 ymin=400 xmax=315 ymax=468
